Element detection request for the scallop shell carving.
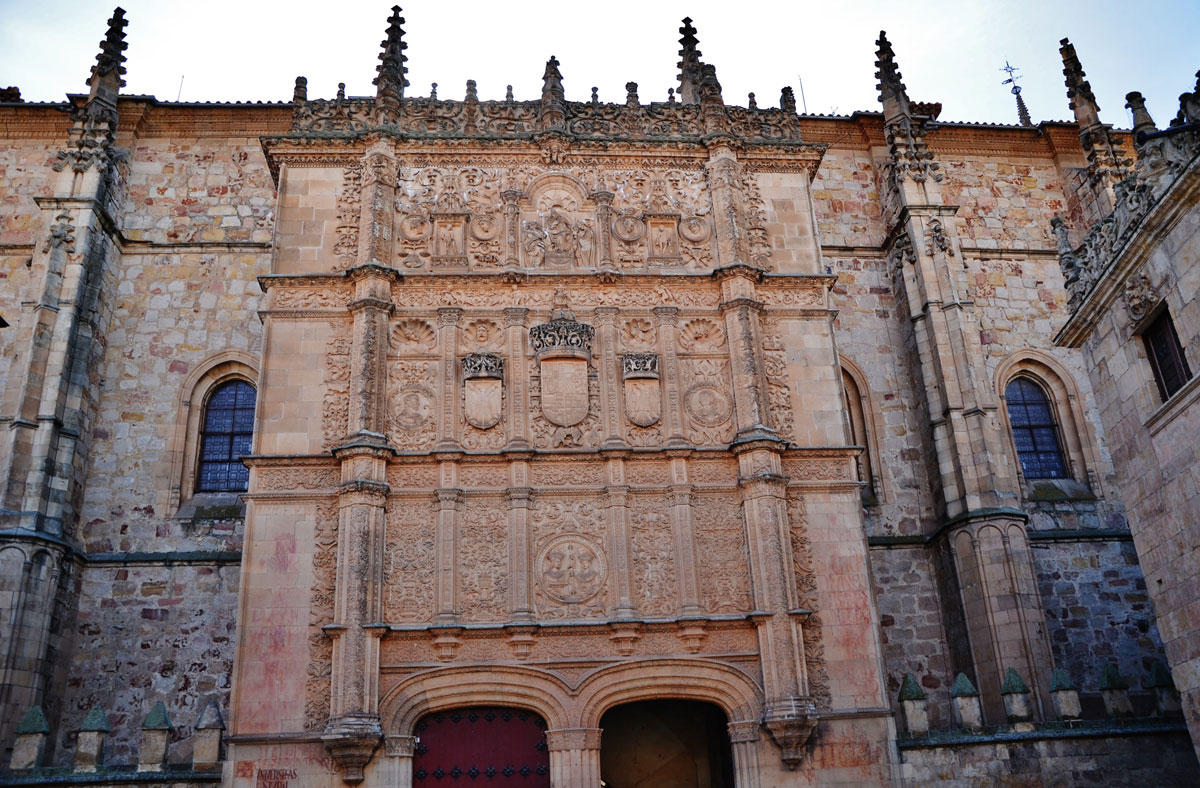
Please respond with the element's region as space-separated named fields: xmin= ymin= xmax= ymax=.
xmin=392 ymin=319 xmax=438 ymax=354
xmin=679 ymin=319 xmax=726 ymax=352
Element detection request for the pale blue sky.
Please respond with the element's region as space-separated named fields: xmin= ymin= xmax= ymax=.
xmin=1 ymin=0 xmax=1196 ymax=128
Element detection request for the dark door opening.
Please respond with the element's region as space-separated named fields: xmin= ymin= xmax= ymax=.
xmin=412 ymin=706 xmax=549 ymax=786
xmin=599 ymin=699 xmax=733 ymax=788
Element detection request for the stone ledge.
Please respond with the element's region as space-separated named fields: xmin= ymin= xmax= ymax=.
xmin=897 ymin=717 xmax=1188 ymax=750
xmin=0 ymin=765 xmax=222 ymax=786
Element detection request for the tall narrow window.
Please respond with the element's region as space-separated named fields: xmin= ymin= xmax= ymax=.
xmin=1143 ymin=309 xmax=1192 ymax=401
xmin=1004 ymin=377 xmax=1067 ymax=480
xmin=196 ymin=380 xmax=256 ymax=493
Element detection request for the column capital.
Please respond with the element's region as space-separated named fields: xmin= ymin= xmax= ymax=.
xmin=545 ymin=727 xmax=603 ymax=751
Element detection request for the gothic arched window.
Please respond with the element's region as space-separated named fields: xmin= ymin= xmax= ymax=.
xmin=196 ymin=380 xmax=256 ymax=493
xmin=1004 ymin=377 xmax=1067 ymax=480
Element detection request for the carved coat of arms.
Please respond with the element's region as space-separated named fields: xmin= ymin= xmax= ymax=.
xmin=462 ymin=353 xmax=504 ymax=430
xmin=530 ymin=297 xmax=595 ymax=428
xmin=622 ymin=353 xmax=661 ymax=427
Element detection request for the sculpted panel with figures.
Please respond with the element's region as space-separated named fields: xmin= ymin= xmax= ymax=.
xmin=386 ymin=166 xmax=718 ymax=272
xmin=530 ymin=498 xmax=609 ymax=620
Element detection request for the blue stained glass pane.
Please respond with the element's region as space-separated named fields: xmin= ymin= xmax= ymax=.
xmin=196 ymin=381 xmax=257 ymax=493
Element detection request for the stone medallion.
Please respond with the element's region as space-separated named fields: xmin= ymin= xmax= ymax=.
xmin=684 ymin=383 xmax=732 ymax=427
xmin=536 ymin=535 xmax=606 ymax=604
xmin=395 ymin=386 xmax=435 ymax=430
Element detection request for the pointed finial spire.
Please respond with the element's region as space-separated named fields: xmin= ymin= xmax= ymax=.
xmin=747 ymin=92 xmax=757 ymax=110
xmin=430 ymin=82 xmax=438 ymax=100
xmin=1001 ymin=61 xmax=1032 ymax=127
xmin=465 ymin=79 xmax=478 ymax=102
xmin=780 ymin=86 xmax=797 ymax=114
xmin=875 ymin=31 xmax=911 ymax=121
xmin=292 ymin=76 xmax=307 ymax=104
xmin=677 ymin=17 xmax=704 ymax=105
xmin=88 ymin=7 xmax=128 ymax=107
xmin=1126 ymin=91 xmax=1157 ymax=140
xmin=505 ymin=84 xmax=514 ymax=103
xmin=591 ymin=86 xmax=599 ymax=105
xmin=1060 ymin=38 xmax=1100 ymax=128
xmin=374 ymin=5 xmax=409 ymax=125
xmin=625 ymin=82 xmax=639 ymax=107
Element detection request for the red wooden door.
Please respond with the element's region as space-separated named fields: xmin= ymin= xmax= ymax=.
xmin=412 ymin=706 xmax=550 ymax=786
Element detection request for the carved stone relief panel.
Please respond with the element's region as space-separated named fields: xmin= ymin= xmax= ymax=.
xmin=333 ymin=163 xmax=363 ymax=272
xmin=522 ymin=175 xmax=595 ymax=269
xmin=383 ymin=500 xmax=436 ymax=623
xmin=761 ymin=321 xmax=796 ymax=442
xmin=390 ymin=361 xmax=438 ymax=450
xmin=787 ymin=494 xmax=830 ymax=709
xmin=530 ymin=370 xmax=601 ymax=449
xmin=321 ymin=335 xmax=352 ymax=450
xmin=606 ymin=169 xmax=714 ymax=270
xmin=529 ymin=498 xmax=608 ymax=620
xmin=305 ymin=499 xmax=339 ymax=731
xmin=619 ymin=317 xmax=657 ymax=352
xmin=392 ymin=318 xmax=438 ymax=356
xmin=678 ymin=318 xmax=726 ymax=353
xmin=629 ymin=497 xmax=677 ymax=618
xmin=395 ymin=167 xmax=503 ymax=269
xmin=679 ymin=358 xmax=735 ymax=445
xmin=694 ymin=495 xmax=752 ymax=613
xmin=458 ymin=498 xmax=510 ymax=623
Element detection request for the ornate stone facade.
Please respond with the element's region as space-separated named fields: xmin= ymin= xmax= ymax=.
xmin=0 ymin=8 xmax=1196 ymax=788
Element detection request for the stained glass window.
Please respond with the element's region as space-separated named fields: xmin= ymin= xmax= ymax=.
xmin=1005 ymin=377 xmax=1067 ymax=480
xmin=196 ymin=380 xmax=256 ymax=493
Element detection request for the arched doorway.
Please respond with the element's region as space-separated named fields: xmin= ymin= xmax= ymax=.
xmin=599 ymin=699 xmax=734 ymax=788
xmin=412 ymin=706 xmax=549 ymax=786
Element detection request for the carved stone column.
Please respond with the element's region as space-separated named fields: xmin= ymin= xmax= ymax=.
xmin=502 ymin=189 xmax=521 ymax=269
xmin=736 ymin=446 xmax=817 ymax=770
xmin=668 ymin=481 xmax=702 ymax=617
xmin=433 ymin=487 xmax=461 ymax=624
xmin=323 ymin=461 xmax=390 ymax=783
xmin=504 ymin=307 xmax=530 ymax=448
xmin=594 ymin=307 xmax=623 ymax=447
xmin=507 ymin=486 xmax=534 ymax=621
xmin=592 ymin=190 xmax=615 ymax=269
xmin=604 ymin=459 xmax=635 ymax=618
xmin=546 ymin=728 xmax=602 ymax=788
xmin=727 ymin=721 xmax=763 ymax=788
xmin=715 ymin=265 xmax=773 ymax=443
xmin=357 ymin=144 xmax=397 ymax=268
xmin=324 ymin=190 xmax=399 ymax=779
xmin=652 ymin=306 xmax=687 ymax=446
xmin=379 ymin=736 xmax=415 ymax=788
xmin=345 ymin=265 xmax=398 ymax=444
xmin=436 ymin=308 xmax=462 ymax=450
xmin=704 ymin=145 xmax=747 ymax=269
